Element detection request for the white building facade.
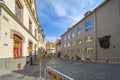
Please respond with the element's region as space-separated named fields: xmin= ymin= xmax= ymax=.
xmin=0 ymin=0 xmax=40 ymax=70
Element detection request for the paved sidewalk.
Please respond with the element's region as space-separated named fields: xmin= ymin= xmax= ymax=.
xmin=14 ymin=62 xmax=40 ymax=77
xmin=0 ymin=61 xmax=42 ymax=80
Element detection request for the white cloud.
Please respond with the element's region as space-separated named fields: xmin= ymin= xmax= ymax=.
xmin=36 ymin=0 xmax=105 ymax=42
xmin=47 ymin=0 xmax=88 ymax=27
xmin=50 ymin=0 xmax=67 ymax=16
xmin=38 ymin=0 xmax=104 ymax=29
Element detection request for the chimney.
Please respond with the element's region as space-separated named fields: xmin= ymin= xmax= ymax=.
xmin=84 ymin=11 xmax=91 ymax=16
xmin=67 ymin=27 xmax=71 ymax=30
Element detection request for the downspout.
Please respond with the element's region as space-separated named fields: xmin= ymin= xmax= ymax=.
xmin=0 ymin=8 xmax=1 ymax=41
xmin=119 ymin=0 xmax=120 ymax=16
xmin=94 ymin=11 xmax=97 ymax=61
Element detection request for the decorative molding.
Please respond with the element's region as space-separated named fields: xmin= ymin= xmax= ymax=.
xmin=10 ymin=29 xmax=25 ymax=43
xmin=0 ymin=0 xmax=5 ymax=4
xmin=28 ymin=39 xmax=33 ymax=44
xmin=3 ymin=15 xmax=9 ymax=22
xmin=24 ymin=0 xmax=39 ymax=28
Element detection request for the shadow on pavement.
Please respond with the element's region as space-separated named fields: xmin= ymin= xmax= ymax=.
xmin=13 ymin=61 xmax=40 ymax=77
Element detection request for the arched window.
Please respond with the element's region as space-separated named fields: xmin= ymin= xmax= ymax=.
xmin=13 ymin=34 xmax=22 ymax=58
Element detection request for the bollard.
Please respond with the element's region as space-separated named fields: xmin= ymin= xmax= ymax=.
xmin=18 ymin=63 xmax=21 ymax=69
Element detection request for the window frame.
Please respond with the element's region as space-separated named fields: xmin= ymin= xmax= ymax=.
xmin=85 ymin=19 xmax=92 ymax=31
xmin=71 ymin=30 xmax=75 ymax=38
xmin=13 ymin=34 xmax=23 ymax=58
xmin=77 ymin=26 xmax=82 ymax=35
xmin=67 ymin=34 xmax=70 ymax=40
xmin=85 ymin=36 xmax=93 ymax=42
xmin=85 ymin=48 xmax=93 ymax=53
xmin=15 ymin=0 xmax=23 ymax=21
xmin=77 ymin=39 xmax=82 ymax=44
xmin=29 ymin=18 xmax=32 ymax=34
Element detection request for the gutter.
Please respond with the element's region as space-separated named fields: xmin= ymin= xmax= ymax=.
xmin=93 ymin=11 xmax=97 ymax=61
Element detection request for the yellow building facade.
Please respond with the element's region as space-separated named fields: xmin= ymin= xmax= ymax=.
xmin=38 ymin=26 xmax=46 ymax=55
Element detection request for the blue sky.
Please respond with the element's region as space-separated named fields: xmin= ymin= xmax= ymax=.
xmin=36 ymin=0 xmax=105 ymax=42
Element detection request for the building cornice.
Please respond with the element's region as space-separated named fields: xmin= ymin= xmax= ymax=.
xmin=24 ymin=0 xmax=39 ymax=28
xmin=0 ymin=2 xmax=38 ymax=41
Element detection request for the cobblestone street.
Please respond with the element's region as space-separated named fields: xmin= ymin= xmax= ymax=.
xmin=0 ymin=57 xmax=120 ymax=80
xmin=44 ymin=57 xmax=120 ymax=80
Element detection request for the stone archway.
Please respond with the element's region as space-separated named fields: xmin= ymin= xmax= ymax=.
xmin=10 ymin=29 xmax=25 ymax=58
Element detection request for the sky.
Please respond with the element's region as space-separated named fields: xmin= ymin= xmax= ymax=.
xmin=36 ymin=0 xmax=105 ymax=42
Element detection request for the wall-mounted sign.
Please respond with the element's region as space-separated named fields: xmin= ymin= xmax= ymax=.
xmin=4 ymin=43 xmax=8 ymax=46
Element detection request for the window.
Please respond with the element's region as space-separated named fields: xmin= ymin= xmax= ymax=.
xmin=64 ymin=35 xmax=66 ymax=41
xmin=85 ymin=36 xmax=93 ymax=42
xmin=0 ymin=9 xmax=1 ymax=15
xmin=67 ymin=43 xmax=70 ymax=47
xmin=64 ymin=44 xmax=66 ymax=47
xmin=13 ymin=34 xmax=22 ymax=58
xmin=85 ymin=48 xmax=93 ymax=53
xmin=15 ymin=1 xmax=23 ymax=21
xmin=77 ymin=39 xmax=82 ymax=44
xmin=35 ymin=29 xmax=36 ymax=38
xmin=28 ymin=41 xmax=33 ymax=55
xmin=71 ymin=30 xmax=75 ymax=38
xmin=66 ymin=34 xmax=68 ymax=40
xmin=77 ymin=26 xmax=82 ymax=35
xmin=77 ymin=49 xmax=82 ymax=53
xmin=68 ymin=34 xmax=70 ymax=40
xmin=67 ymin=50 xmax=69 ymax=52
xmin=52 ymin=44 xmax=55 ymax=48
xmin=71 ymin=49 xmax=75 ymax=52
xmin=29 ymin=19 xmax=32 ymax=34
xmin=32 ymin=9 xmax=35 ymax=16
xmin=28 ymin=0 xmax=32 ymax=4
xmin=85 ymin=20 xmax=92 ymax=31
xmin=71 ymin=41 xmax=75 ymax=46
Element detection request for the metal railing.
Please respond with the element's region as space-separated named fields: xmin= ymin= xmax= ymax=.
xmin=44 ymin=66 xmax=74 ymax=80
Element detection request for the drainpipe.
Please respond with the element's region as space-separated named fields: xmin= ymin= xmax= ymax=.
xmin=119 ymin=0 xmax=120 ymax=16
xmin=94 ymin=11 xmax=97 ymax=61
xmin=0 ymin=8 xmax=1 ymax=41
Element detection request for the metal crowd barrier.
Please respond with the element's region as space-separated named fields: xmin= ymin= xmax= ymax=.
xmin=45 ymin=66 xmax=74 ymax=80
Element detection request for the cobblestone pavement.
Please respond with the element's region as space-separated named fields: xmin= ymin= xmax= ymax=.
xmin=0 ymin=57 xmax=120 ymax=80
xmin=43 ymin=57 xmax=120 ymax=80
xmin=0 ymin=73 xmax=40 ymax=80
xmin=0 ymin=61 xmax=41 ymax=80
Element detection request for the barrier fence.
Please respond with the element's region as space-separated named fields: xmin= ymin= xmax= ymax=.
xmin=39 ymin=56 xmax=74 ymax=80
xmin=45 ymin=66 xmax=74 ymax=80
